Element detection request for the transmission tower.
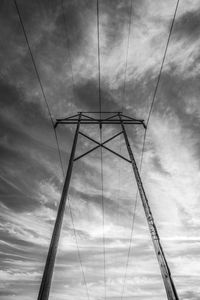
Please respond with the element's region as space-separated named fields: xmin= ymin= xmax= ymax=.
xmin=37 ymin=112 xmax=179 ymax=300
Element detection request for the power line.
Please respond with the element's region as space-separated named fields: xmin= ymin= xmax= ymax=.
xmin=60 ymin=0 xmax=91 ymax=292
xmin=68 ymin=198 xmax=90 ymax=300
xmin=14 ymin=0 xmax=65 ymax=178
xmin=97 ymin=0 xmax=106 ymax=298
xmin=119 ymin=3 xmax=134 ymax=292
xmin=146 ymin=0 xmax=180 ymax=127
xmin=60 ymin=0 xmax=76 ymax=92
xmin=14 ymin=1 xmax=90 ymax=299
xmin=120 ymin=1 xmax=180 ymax=298
xmin=121 ymin=0 xmax=133 ymax=112
xmin=121 ymin=191 xmax=138 ymax=300
xmin=100 ymin=130 xmax=106 ymax=300
xmin=140 ymin=0 xmax=180 ymax=169
xmin=97 ymin=0 xmax=102 ymax=117
xmin=118 ymin=1 xmax=134 ymax=245
xmin=120 ymin=131 xmax=144 ymax=300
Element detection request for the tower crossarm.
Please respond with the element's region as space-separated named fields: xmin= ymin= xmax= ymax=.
xmin=54 ymin=112 xmax=146 ymax=128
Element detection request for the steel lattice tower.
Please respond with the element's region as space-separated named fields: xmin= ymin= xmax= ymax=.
xmin=37 ymin=112 xmax=179 ymax=300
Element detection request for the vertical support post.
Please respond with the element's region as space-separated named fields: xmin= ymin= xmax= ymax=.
xmin=37 ymin=113 xmax=82 ymax=300
xmin=119 ymin=113 xmax=179 ymax=300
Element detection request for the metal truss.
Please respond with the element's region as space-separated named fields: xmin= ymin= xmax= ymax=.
xmin=54 ymin=112 xmax=147 ymax=126
xmin=38 ymin=112 xmax=179 ymax=300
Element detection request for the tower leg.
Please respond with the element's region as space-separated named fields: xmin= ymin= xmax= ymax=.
xmin=119 ymin=113 xmax=179 ymax=300
xmin=37 ymin=114 xmax=81 ymax=300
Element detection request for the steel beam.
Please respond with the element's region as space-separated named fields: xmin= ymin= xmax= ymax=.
xmin=37 ymin=113 xmax=81 ymax=300
xmin=77 ymin=131 xmax=130 ymax=163
xmin=56 ymin=120 xmax=144 ymax=125
xmin=55 ymin=112 xmax=146 ymax=128
xmin=38 ymin=111 xmax=179 ymax=300
xmin=119 ymin=113 xmax=179 ymax=300
xmin=74 ymin=131 xmax=123 ymax=162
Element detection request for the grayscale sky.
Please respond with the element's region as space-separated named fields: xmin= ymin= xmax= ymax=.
xmin=0 ymin=0 xmax=200 ymax=299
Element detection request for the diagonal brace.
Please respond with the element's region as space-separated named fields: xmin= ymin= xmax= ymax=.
xmin=74 ymin=145 xmax=100 ymax=161
xmin=74 ymin=131 xmax=131 ymax=163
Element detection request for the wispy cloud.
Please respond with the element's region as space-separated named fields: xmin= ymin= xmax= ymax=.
xmin=0 ymin=0 xmax=199 ymax=299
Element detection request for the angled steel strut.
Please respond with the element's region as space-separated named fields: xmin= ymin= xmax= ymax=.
xmin=118 ymin=113 xmax=179 ymax=300
xmin=38 ymin=112 xmax=179 ymax=300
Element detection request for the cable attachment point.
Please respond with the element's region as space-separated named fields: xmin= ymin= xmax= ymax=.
xmin=143 ymin=122 xmax=147 ymax=130
xmin=54 ymin=121 xmax=58 ymax=129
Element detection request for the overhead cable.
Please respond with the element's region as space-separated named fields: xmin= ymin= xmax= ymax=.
xmin=14 ymin=0 xmax=65 ymax=178
xmin=120 ymin=2 xmax=134 ymax=298
xmin=146 ymin=0 xmax=180 ymax=127
xmin=97 ymin=0 xmax=102 ymax=117
xmin=120 ymin=1 xmax=180 ymax=298
xmin=97 ymin=0 xmax=106 ymax=298
xmin=14 ymin=2 xmax=90 ymax=299
xmin=61 ymin=0 xmax=76 ymax=91
xmin=122 ymin=0 xmax=133 ymax=112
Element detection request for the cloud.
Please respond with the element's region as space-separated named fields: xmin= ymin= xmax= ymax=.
xmin=1 ymin=0 xmax=200 ymax=299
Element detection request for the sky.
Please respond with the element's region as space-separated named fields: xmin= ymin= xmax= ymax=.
xmin=0 ymin=0 xmax=200 ymax=299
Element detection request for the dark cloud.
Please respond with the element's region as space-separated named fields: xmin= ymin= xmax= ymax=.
xmin=150 ymin=71 xmax=200 ymax=127
xmin=0 ymin=291 xmax=15 ymax=297
xmin=73 ymin=80 xmax=100 ymax=111
xmin=0 ymin=0 xmax=200 ymax=299
xmin=0 ymin=79 xmax=48 ymax=128
xmin=181 ymin=291 xmax=199 ymax=300
xmin=151 ymin=156 xmax=170 ymax=176
xmin=74 ymin=79 xmax=123 ymax=112
xmin=56 ymin=0 xmax=87 ymax=53
xmin=0 ymin=80 xmax=68 ymax=211
xmin=70 ymin=187 xmax=134 ymax=218
xmin=100 ymin=0 xmax=139 ymax=47
xmin=174 ymin=9 xmax=200 ymax=41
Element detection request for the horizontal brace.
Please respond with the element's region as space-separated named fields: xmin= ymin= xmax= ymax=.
xmin=55 ymin=113 xmax=146 ymax=128
xmin=56 ymin=119 xmax=143 ymax=122
xmin=56 ymin=121 xmax=144 ymax=125
xmin=77 ymin=111 xmax=122 ymax=114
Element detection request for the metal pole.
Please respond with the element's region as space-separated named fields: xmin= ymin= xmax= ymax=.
xmin=119 ymin=113 xmax=179 ymax=300
xmin=37 ymin=113 xmax=82 ymax=300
